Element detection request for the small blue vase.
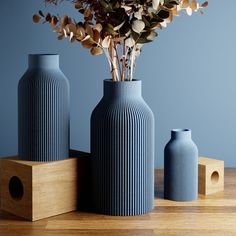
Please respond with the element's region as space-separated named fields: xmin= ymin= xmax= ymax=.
xmin=91 ymin=79 xmax=155 ymax=216
xmin=164 ymin=129 xmax=198 ymax=201
xmin=18 ymin=54 xmax=70 ymax=162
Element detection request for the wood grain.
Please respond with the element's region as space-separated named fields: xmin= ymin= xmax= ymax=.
xmin=0 ymin=153 xmax=90 ymax=221
xmin=198 ymin=157 xmax=224 ymax=195
xmin=0 ymin=168 xmax=236 ymax=236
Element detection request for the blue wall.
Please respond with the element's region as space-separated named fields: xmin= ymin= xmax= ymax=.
xmin=1 ymin=1 xmax=236 ymax=167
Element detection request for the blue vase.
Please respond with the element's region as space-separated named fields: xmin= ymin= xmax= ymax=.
xmin=164 ymin=129 xmax=198 ymax=201
xmin=91 ymin=79 xmax=155 ymax=216
xmin=18 ymin=54 xmax=70 ymax=161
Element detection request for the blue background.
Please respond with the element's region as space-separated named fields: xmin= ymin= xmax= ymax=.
xmin=0 ymin=1 xmax=236 ymax=167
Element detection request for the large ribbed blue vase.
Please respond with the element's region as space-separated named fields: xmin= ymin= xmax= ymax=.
xmin=91 ymin=79 xmax=155 ymax=216
xmin=164 ymin=129 xmax=198 ymax=201
xmin=18 ymin=54 xmax=70 ymax=161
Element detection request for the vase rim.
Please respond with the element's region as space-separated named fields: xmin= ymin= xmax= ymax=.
xmin=104 ymin=79 xmax=141 ymax=83
xmin=171 ymin=128 xmax=191 ymax=133
xmin=171 ymin=129 xmax=192 ymax=139
xmin=29 ymin=54 xmax=58 ymax=56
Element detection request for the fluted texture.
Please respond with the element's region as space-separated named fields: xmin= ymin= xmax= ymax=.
xmin=164 ymin=129 xmax=198 ymax=201
xmin=91 ymin=80 xmax=154 ymax=216
xmin=18 ymin=55 xmax=69 ymax=162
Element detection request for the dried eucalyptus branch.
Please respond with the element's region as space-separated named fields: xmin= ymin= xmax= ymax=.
xmin=33 ymin=0 xmax=208 ymax=81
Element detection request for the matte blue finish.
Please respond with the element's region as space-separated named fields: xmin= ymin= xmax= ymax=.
xmin=18 ymin=54 xmax=70 ymax=161
xmin=1 ymin=1 xmax=236 ymax=167
xmin=164 ymin=129 xmax=198 ymax=201
xmin=91 ymin=80 xmax=155 ymax=216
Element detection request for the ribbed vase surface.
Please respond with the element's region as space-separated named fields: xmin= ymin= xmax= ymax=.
xmin=164 ymin=129 xmax=198 ymax=201
xmin=18 ymin=54 xmax=69 ymax=161
xmin=91 ymin=79 xmax=155 ymax=216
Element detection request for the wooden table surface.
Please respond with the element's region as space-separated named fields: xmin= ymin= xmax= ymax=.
xmin=0 ymin=169 xmax=236 ymax=236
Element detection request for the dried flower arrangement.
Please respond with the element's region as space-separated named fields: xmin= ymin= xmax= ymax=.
xmin=33 ymin=0 xmax=208 ymax=81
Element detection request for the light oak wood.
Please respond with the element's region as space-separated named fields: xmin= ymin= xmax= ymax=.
xmin=0 ymin=168 xmax=235 ymax=236
xmin=198 ymin=157 xmax=224 ymax=195
xmin=0 ymin=151 xmax=91 ymax=221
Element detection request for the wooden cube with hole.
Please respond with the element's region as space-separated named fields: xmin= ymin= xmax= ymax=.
xmin=198 ymin=157 xmax=224 ymax=195
xmin=0 ymin=150 xmax=91 ymax=221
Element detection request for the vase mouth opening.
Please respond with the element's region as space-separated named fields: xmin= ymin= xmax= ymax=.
xmin=104 ymin=79 xmax=141 ymax=83
xmin=171 ymin=128 xmax=192 ymax=139
xmin=29 ymin=54 xmax=58 ymax=56
xmin=172 ymin=128 xmax=191 ymax=133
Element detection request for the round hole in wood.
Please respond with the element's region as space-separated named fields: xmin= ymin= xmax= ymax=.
xmin=9 ymin=176 xmax=24 ymax=200
xmin=211 ymin=171 xmax=219 ymax=184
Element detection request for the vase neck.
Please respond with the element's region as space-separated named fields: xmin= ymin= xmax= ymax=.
xmin=103 ymin=79 xmax=142 ymax=99
xmin=171 ymin=129 xmax=192 ymax=140
xmin=28 ymin=54 xmax=59 ymax=69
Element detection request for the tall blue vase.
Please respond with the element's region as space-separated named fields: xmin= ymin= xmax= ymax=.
xmin=91 ymin=79 xmax=155 ymax=216
xmin=18 ymin=54 xmax=70 ymax=161
xmin=164 ymin=129 xmax=198 ymax=201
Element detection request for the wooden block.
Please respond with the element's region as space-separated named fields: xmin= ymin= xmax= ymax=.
xmin=198 ymin=157 xmax=224 ymax=195
xmin=0 ymin=150 xmax=91 ymax=221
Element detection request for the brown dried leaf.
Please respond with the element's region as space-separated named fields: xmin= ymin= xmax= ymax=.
xmin=171 ymin=7 xmax=179 ymax=16
xmin=201 ymin=1 xmax=208 ymax=7
xmin=182 ymin=0 xmax=189 ymax=8
xmin=101 ymin=36 xmax=111 ymax=48
xmin=93 ymin=29 xmax=101 ymax=43
xmin=84 ymin=8 xmax=91 ymax=18
xmin=81 ymin=35 xmax=91 ymax=41
xmin=32 ymin=14 xmax=41 ymax=23
xmin=76 ymin=26 xmax=86 ymax=40
xmin=45 ymin=13 xmax=51 ymax=22
xmin=74 ymin=1 xmax=82 ymax=9
xmin=61 ymin=15 xmax=69 ymax=27
xmin=91 ymin=47 xmax=103 ymax=56
xmin=65 ymin=23 xmax=77 ymax=34
xmin=81 ymin=38 xmax=93 ymax=48
xmin=166 ymin=12 xmax=173 ymax=23
xmin=51 ymin=16 xmax=58 ymax=26
xmin=93 ymin=23 xmax=103 ymax=33
xmin=191 ymin=0 xmax=197 ymax=10
xmin=85 ymin=24 xmax=94 ymax=38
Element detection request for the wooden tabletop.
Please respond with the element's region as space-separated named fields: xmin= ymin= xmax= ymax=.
xmin=1 ymin=169 xmax=236 ymax=236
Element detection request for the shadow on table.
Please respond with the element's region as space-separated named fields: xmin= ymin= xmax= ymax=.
xmin=155 ymin=169 xmax=164 ymax=199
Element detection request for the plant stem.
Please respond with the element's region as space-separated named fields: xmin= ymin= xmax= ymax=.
xmin=103 ymin=48 xmax=114 ymax=79
xmin=109 ymin=41 xmax=118 ymax=81
xmin=130 ymin=45 xmax=136 ymax=81
xmin=113 ymin=41 xmax=122 ymax=81
xmin=122 ymin=40 xmax=126 ymax=81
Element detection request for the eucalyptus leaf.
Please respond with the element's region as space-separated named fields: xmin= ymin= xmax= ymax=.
xmin=91 ymin=47 xmax=103 ymax=56
xmin=158 ymin=10 xmax=170 ymax=19
xmin=113 ymin=21 xmax=125 ymax=31
xmin=33 ymin=14 xmax=41 ymax=23
xmin=125 ymin=37 xmax=136 ymax=47
xmin=152 ymin=0 xmax=160 ymax=10
xmin=132 ymin=20 xmax=145 ymax=34
xmin=101 ymin=36 xmax=111 ymax=48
